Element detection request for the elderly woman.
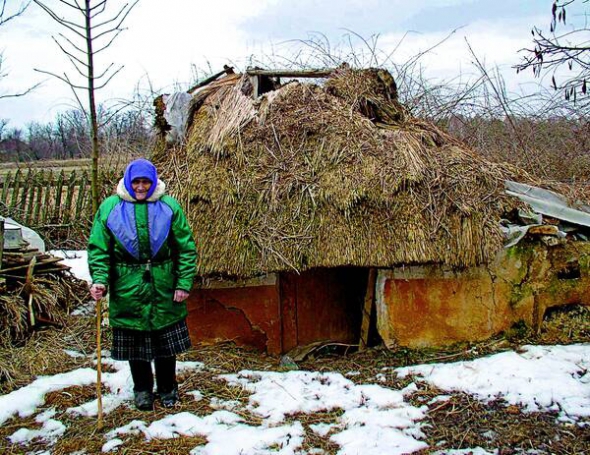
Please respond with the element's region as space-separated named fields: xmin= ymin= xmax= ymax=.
xmin=88 ymin=158 xmax=197 ymax=410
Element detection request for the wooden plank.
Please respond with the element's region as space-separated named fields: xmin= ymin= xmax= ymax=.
xmin=250 ymin=75 xmax=260 ymax=98
xmin=0 ymin=219 xmax=4 ymax=268
xmin=74 ymin=170 xmax=88 ymax=219
xmin=9 ymin=169 xmax=22 ymax=209
xmin=62 ymin=171 xmax=77 ymax=223
xmin=279 ymin=272 xmax=298 ymax=352
xmin=528 ymin=225 xmax=560 ymax=236
xmin=246 ymin=69 xmax=335 ymax=78
xmin=20 ymin=169 xmax=32 ymax=215
xmin=359 ymin=268 xmax=377 ymax=351
xmin=33 ymin=266 xmax=71 ymax=274
xmin=196 ymin=274 xmax=277 ymax=289
xmin=53 ymin=170 xmax=65 ymax=222
xmin=40 ymin=170 xmax=53 ymax=225
xmin=188 ymin=65 xmax=235 ymax=94
xmin=0 ymin=256 xmax=64 ymax=274
xmin=0 ymin=171 xmax=11 ymax=205
xmin=25 ymin=171 xmax=38 ymax=225
xmin=32 ymin=173 xmax=44 ymax=225
xmin=25 ymin=256 xmax=37 ymax=326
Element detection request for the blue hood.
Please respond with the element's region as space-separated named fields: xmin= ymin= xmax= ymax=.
xmin=123 ymin=159 xmax=158 ymax=200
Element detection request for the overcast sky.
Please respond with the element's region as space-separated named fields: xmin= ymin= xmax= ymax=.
xmin=0 ymin=0 xmax=558 ymax=129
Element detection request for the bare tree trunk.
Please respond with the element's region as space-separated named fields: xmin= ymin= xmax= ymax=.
xmin=33 ymin=0 xmax=139 ymax=212
xmin=84 ymin=0 xmax=100 ymax=213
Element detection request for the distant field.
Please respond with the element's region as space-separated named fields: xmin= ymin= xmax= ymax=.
xmin=0 ymin=158 xmax=128 ymax=176
xmin=0 ymin=159 xmax=91 ymax=175
xmin=0 ymin=158 xmax=92 ymax=169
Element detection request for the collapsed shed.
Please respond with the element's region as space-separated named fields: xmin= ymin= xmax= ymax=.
xmin=154 ymin=66 xmax=589 ymax=354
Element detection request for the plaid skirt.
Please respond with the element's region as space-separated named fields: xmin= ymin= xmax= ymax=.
xmin=111 ymin=319 xmax=191 ymax=361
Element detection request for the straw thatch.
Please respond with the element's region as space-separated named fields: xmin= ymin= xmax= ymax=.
xmin=155 ymin=66 xmax=526 ymax=278
xmin=0 ymin=272 xmax=87 ymax=348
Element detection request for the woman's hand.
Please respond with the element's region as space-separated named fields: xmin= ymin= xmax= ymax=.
xmin=90 ymin=284 xmax=107 ymax=301
xmin=174 ymin=289 xmax=190 ymax=302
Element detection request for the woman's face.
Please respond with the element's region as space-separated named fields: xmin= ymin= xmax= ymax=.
xmin=131 ymin=178 xmax=152 ymax=201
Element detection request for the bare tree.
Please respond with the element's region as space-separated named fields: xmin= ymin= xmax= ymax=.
xmin=517 ymin=0 xmax=590 ymax=102
xmin=0 ymin=1 xmax=39 ymax=100
xmin=33 ymin=0 xmax=139 ymax=212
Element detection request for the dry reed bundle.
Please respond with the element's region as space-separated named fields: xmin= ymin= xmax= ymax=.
xmin=155 ymin=67 xmax=529 ymax=278
xmin=0 ymin=272 xmax=88 ymax=348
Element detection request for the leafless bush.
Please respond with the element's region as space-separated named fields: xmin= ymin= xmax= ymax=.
xmin=238 ymin=32 xmax=590 ymax=184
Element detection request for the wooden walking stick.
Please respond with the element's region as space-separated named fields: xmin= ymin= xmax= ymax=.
xmin=96 ymin=296 xmax=104 ymax=430
xmin=25 ymin=257 xmax=37 ymax=328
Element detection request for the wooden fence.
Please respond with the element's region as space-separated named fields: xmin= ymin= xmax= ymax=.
xmin=0 ymin=169 xmax=117 ymax=247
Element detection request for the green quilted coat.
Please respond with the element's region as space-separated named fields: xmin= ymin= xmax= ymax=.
xmin=87 ymin=181 xmax=197 ymax=331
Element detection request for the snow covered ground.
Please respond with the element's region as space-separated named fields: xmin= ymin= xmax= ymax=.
xmin=1 ymin=252 xmax=586 ymax=454
xmin=0 ymin=343 xmax=588 ymax=454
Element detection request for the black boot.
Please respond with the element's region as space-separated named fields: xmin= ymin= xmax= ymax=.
xmin=160 ymin=387 xmax=179 ymax=408
xmin=155 ymin=356 xmax=179 ymax=407
xmin=134 ymin=390 xmax=155 ymax=411
xmin=129 ymin=360 xmax=155 ymax=411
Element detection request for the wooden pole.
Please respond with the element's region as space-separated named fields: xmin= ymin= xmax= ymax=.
xmin=25 ymin=256 xmax=37 ymax=327
xmin=359 ymin=268 xmax=377 ymax=351
xmin=0 ymin=219 xmax=4 ymax=268
xmin=245 ymin=68 xmax=335 ymax=78
xmin=187 ymin=65 xmax=235 ymax=94
xmin=96 ymin=297 xmax=104 ymax=430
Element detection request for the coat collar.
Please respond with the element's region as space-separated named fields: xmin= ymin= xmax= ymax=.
xmin=116 ymin=178 xmax=166 ymax=202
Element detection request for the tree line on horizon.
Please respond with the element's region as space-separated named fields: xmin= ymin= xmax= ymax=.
xmin=1 ymin=0 xmax=590 ymax=185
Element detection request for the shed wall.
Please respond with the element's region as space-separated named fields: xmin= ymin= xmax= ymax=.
xmin=376 ymin=241 xmax=590 ymax=348
xmin=186 ymin=268 xmax=367 ymax=354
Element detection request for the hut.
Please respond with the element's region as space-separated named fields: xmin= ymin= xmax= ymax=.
xmin=154 ymin=66 xmax=589 ymax=354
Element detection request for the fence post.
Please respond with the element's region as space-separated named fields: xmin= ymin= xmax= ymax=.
xmin=20 ymin=169 xmax=32 ymax=214
xmin=40 ymin=170 xmax=54 ymax=225
xmin=62 ymin=171 xmax=77 ymax=224
xmin=54 ymin=170 xmax=65 ymax=222
xmin=75 ymin=170 xmax=88 ymax=220
xmin=9 ymin=169 xmax=21 ymax=209
xmin=32 ymin=171 xmax=45 ymax=225
xmin=0 ymin=219 xmax=4 ymax=268
xmin=25 ymin=170 xmax=39 ymax=225
xmin=0 ymin=171 xmax=10 ymax=206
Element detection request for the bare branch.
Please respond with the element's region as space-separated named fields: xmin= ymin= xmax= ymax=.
xmin=57 ymin=31 xmax=87 ymax=55
xmin=57 ymin=0 xmax=82 ymax=9
xmin=0 ymin=0 xmax=30 ymax=27
xmin=0 ymin=82 xmax=41 ymax=100
xmin=94 ymin=28 xmax=122 ymax=54
xmin=34 ymin=0 xmax=86 ymax=36
xmin=94 ymin=61 xmax=115 ymax=80
xmin=94 ymin=64 xmax=123 ymax=89
xmin=63 ymin=72 xmax=87 ymax=113
xmin=93 ymin=24 xmax=124 ymax=41
xmin=517 ymin=1 xmax=590 ymax=97
xmin=90 ymin=0 xmax=107 ymax=17
xmin=52 ymin=36 xmax=88 ymax=71
xmin=33 ymin=68 xmax=87 ymax=89
xmin=93 ymin=0 xmax=138 ymax=30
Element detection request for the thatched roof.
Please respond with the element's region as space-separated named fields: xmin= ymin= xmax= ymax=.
xmin=155 ymin=66 xmax=525 ymax=279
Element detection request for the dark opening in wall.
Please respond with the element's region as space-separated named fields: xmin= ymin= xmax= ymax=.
xmin=557 ymin=261 xmax=580 ymax=280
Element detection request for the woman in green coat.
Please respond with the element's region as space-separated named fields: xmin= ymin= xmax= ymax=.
xmin=88 ymin=158 xmax=197 ymax=410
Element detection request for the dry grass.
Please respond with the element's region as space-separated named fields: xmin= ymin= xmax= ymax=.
xmin=413 ymin=390 xmax=590 ymax=455
xmin=154 ymin=67 xmax=535 ymax=279
xmin=0 ymin=271 xmax=89 ymax=357
xmin=0 ymin=304 xmax=588 ymax=454
xmin=0 ymin=314 xmax=96 ymax=394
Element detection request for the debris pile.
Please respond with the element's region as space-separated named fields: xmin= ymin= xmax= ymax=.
xmin=0 ymin=219 xmax=88 ymax=346
xmin=502 ymin=180 xmax=590 ymax=247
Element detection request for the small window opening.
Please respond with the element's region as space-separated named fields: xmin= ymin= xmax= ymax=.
xmin=557 ymin=262 xmax=580 ymax=280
